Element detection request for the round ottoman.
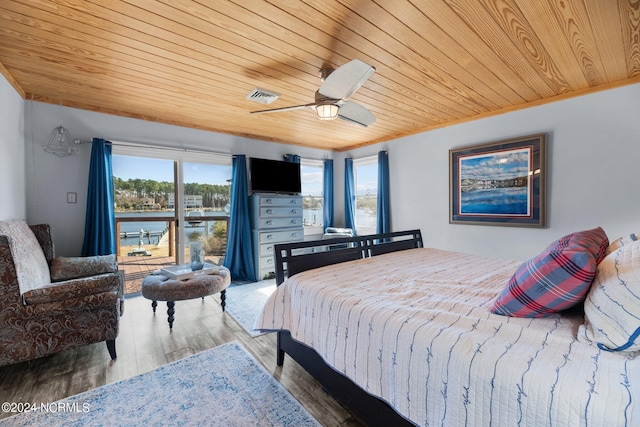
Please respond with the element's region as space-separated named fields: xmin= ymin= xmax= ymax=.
xmin=141 ymin=266 xmax=230 ymax=329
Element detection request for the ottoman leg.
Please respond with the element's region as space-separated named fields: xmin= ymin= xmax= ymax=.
xmin=220 ymin=289 xmax=226 ymax=312
xmin=167 ymin=301 xmax=175 ymax=329
xmin=151 ymin=300 xmax=158 ymax=313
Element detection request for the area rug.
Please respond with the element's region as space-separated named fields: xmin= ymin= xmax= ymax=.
xmin=225 ymin=280 xmax=276 ymax=337
xmin=0 ymin=341 xmax=319 ymax=427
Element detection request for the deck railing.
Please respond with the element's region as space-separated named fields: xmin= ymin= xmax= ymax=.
xmin=115 ymin=215 xmax=229 ymax=258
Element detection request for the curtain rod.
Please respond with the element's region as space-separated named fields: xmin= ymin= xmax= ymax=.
xmin=76 ymin=138 xmax=332 ymax=161
xmin=75 ymin=138 xmax=233 ymax=157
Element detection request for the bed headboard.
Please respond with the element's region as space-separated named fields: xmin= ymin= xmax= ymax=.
xmin=274 ymin=229 xmax=423 ymax=285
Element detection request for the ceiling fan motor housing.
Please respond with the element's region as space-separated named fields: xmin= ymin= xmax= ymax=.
xmin=318 ymin=68 xmax=334 ymax=81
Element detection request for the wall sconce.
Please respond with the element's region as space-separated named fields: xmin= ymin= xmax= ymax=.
xmin=42 ymin=125 xmax=82 ymax=157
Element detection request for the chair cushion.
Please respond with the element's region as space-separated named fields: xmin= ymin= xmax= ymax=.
xmin=0 ymin=219 xmax=51 ymax=295
xmin=50 ymin=254 xmax=118 ymax=282
xmin=491 ymin=227 xmax=609 ymax=317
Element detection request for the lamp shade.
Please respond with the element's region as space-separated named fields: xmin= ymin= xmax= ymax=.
xmin=315 ymin=104 xmax=339 ymax=120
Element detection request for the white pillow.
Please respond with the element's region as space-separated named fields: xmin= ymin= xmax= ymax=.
xmin=579 ymin=239 xmax=640 ymax=353
xmin=606 ymin=232 xmax=638 ymax=255
xmin=0 ymin=219 xmax=52 ymax=295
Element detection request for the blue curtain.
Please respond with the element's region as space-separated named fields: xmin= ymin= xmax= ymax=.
xmin=377 ymin=151 xmax=390 ymax=234
xmin=283 ymin=154 xmax=301 ymax=163
xmin=81 ymin=138 xmax=116 ymax=256
xmin=344 ymin=158 xmax=356 ymax=234
xmin=323 ymin=159 xmax=334 ymax=228
xmin=224 ymin=155 xmax=256 ymax=281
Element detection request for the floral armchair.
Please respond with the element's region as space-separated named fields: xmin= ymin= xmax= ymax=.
xmin=0 ymin=220 xmax=123 ymax=366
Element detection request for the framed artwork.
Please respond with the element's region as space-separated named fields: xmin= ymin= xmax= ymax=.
xmin=449 ymin=134 xmax=546 ymax=227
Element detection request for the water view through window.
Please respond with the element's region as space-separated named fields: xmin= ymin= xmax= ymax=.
xmin=113 ymin=155 xmax=231 ymax=264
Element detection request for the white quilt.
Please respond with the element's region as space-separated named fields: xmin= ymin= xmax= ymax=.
xmin=255 ymin=248 xmax=638 ymax=427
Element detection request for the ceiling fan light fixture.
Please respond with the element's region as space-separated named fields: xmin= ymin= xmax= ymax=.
xmin=315 ymin=104 xmax=339 ymax=120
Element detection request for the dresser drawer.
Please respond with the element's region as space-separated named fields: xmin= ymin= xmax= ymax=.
xmin=258 ymin=242 xmax=276 ymax=258
xmin=259 ymin=206 xmax=302 ymax=218
xmin=257 ymin=255 xmax=277 ymax=280
xmin=258 ymin=196 xmax=302 ymax=207
xmin=258 ymin=256 xmax=275 ymax=270
xmin=257 ymin=228 xmax=303 ymax=244
xmin=258 ymin=217 xmax=302 ymax=229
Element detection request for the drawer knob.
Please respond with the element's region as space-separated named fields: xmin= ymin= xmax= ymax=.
xmin=266 ymin=234 xmax=273 ymax=239
xmin=291 ymin=219 xmax=298 ymax=224
xmin=265 ymin=199 xmax=273 ymax=204
xmin=292 ymin=233 xmax=298 ymax=238
xmin=266 ymin=220 xmax=273 ymax=225
xmin=266 ymin=209 xmax=273 ymax=214
xmin=291 ymin=209 xmax=298 ymax=214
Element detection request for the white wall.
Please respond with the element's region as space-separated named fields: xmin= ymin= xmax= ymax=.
xmin=0 ymin=74 xmax=25 ymax=220
xmin=25 ymin=102 xmax=331 ymax=256
xmin=337 ymin=83 xmax=640 ymax=261
xmin=22 ymin=83 xmax=640 ymax=260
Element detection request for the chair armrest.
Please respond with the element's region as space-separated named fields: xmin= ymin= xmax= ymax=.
xmin=22 ymin=273 xmax=121 ymax=305
xmin=50 ymin=254 xmax=117 ymax=282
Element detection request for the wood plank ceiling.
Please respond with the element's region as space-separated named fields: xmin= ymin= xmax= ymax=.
xmin=0 ymin=0 xmax=638 ymax=151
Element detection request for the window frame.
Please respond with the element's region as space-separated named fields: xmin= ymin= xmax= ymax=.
xmin=299 ymin=158 xmax=325 ymax=237
xmin=353 ymin=155 xmax=378 ymax=236
xmin=112 ymin=142 xmax=232 ymax=263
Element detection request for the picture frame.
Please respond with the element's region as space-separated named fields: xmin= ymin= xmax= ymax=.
xmin=449 ymin=134 xmax=546 ymax=227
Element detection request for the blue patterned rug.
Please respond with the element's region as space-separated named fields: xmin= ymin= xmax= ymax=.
xmin=226 ymin=280 xmax=276 ymax=337
xmin=0 ymin=342 xmax=319 ymax=427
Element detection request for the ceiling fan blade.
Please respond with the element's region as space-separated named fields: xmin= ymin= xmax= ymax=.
xmin=338 ymin=101 xmax=376 ymax=127
xmin=251 ymin=103 xmax=316 ymax=115
xmin=318 ymin=59 xmax=375 ymax=100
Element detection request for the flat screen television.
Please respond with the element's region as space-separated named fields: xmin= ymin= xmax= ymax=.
xmin=249 ymin=157 xmax=301 ymax=194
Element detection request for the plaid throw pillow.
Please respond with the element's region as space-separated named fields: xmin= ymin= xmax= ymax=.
xmin=491 ymin=227 xmax=609 ymax=318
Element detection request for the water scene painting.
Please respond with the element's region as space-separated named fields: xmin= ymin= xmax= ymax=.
xmin=459 ymin=148 xmax=530 ymax=215
xmin=450 ymin=134 xmax=546 ymax=227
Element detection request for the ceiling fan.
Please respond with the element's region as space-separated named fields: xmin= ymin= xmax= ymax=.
xmin=250 ymin=59 xmax=376 ymax=127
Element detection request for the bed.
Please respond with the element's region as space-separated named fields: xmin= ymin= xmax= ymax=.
xmin=255 ymin=229 xmax=639 ymax=426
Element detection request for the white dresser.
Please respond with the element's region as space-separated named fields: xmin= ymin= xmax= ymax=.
xmin=250 ymin=194 xmax=304 ymax=280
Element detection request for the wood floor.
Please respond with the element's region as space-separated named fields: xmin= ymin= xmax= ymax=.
xmin=0 ymin=293 xmax=364 ymax=426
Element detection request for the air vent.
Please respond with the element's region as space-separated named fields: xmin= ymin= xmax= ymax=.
xmin=246 ymin=88 xmax=280 ymax=105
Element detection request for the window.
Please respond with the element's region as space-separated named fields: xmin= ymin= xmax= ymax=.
xmin=182 ymin=161 xmax=232 ymax=264
xmin=300 ymin=159 xmax=324 ymax=236
xmin=112 ymin=144 xmax=232 ymax=265
xmin=354 ymin=156 xmax=378 ymax=236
